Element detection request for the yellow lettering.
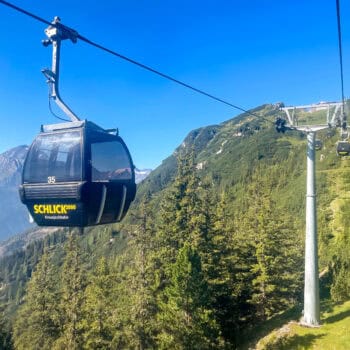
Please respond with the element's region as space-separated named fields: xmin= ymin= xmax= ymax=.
xmin=33 ymin=204 xmax=77 ymax=215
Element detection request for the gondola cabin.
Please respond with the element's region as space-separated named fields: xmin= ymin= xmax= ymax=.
xmin=336 ymin=141 xmax=350 ymax=156
xmin=19 ymin=120 xmax=136 ymax=227
xmin=315 ymin=139 xmax=323 ymax=151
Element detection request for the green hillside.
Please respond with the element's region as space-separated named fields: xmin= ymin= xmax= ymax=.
xmin=1 ymin=103 xmax=350 ymax=349
xmin=248 ymin=300 xmax=350 ymax=349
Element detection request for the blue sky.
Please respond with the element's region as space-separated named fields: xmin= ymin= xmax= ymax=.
xmin=0 ymin=0 xmax=349 ymax=169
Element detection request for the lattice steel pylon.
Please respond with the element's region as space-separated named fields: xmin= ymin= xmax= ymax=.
xmin=280 ymin=102 xmax=342 ymax=327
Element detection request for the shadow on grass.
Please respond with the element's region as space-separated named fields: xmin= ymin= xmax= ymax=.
xmin=320 ymin=298 xmax=340 ymax=315
xmin=323 ymin=309 xmax=350 ymax=324
xmin=238 ymin=305 xmax=302 ymax=349
xmin=277 ymin=333 xmax=326 ymax=350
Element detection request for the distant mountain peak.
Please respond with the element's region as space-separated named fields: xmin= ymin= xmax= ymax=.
xmin=135 ymin=168 xmax=152 ymax=183
xmin=1 ymin=145 xmax=28 ymax=160
xmin=0 ymin=145 xmax=28 ymax=186
xmin=0 ymin=145 xmax=35 ymax=242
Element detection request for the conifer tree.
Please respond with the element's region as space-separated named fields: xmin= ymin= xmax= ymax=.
xmin=155 ymin=148 xmax=216 ymax=288
xmin=330 ymin=237 xmax=350 ymax=301
xmin=155 ymin=149 xmax=226 ymax=347
xmin=126 ymin=193 xmax=158 ymax=349
xmin=13 ymin=249 xmax=60 ymax=350
xmin=245 ymin=168 xmax=303 ymax=320
xmin=107 ymin=193 xmax=158 ymax=348
xmin=82 ymin=257 xmax=115 ymax=349
xmin=53 ymin=233 xmax=86 ymax=350
xmin=157 ymin=243 xmax=221 ymax=350
xmin=330 ymin=202 xmax=350 ymax=301
xmin=188 ymin=177 xmax=215 ymax=276
xmin=209 ymin=191 xmax=246 ymax=344
xmin=0 ymin=306 xmax=12 ymax=350
xmin=156 ymin=148 xmax=199 ymax=267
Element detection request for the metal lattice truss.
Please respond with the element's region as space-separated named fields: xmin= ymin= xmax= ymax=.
xmin=281 ymin=102 xmax=343 ymax=133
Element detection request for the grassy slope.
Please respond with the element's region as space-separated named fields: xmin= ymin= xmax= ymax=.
xmin=250 ymin=300 xmax=350 ymax=350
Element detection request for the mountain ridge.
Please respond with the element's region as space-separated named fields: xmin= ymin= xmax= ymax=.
xmin=1 ymin=102 xmax=350 ymax=348
xmin=0 ymin=145 xmax=34 ymax=241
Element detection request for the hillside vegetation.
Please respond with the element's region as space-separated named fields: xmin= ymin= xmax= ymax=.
xmin=251 ymin=300 xmax=350 ymax=349
xmin=1 ymin=104 xmax=350 ymax=349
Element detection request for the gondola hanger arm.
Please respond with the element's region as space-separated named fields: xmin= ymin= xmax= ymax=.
xmin=42 ymin=17 xmax=80 ymax=122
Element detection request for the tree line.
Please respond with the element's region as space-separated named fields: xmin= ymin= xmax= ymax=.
xmin=7 ymin=150 xmax=305 ymax=349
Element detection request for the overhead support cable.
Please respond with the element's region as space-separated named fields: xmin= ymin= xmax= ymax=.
xmin=0 ymin=0 xmax=274 ymax=124
xmin=336 ymin=0 xmax=347 ymax=133
xmin=336 ymin=0 xmax=346 ymax=108
xmin=0 ymin=0 xmax=51 ymax=25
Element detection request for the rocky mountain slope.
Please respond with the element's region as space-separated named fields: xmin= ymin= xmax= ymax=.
xmin=136 ymin=104 xmax=282 ymax=199
xmin=0 ymin=146 xmax=34 ymax=242
xmin=0 ymin=227 xmax=61 ymax=258
xmin=135 ymin=168 xmax=152 ymax=183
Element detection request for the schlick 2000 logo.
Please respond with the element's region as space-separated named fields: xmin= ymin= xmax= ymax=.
xmin=33 ymin=204 xmax=77 ymax=215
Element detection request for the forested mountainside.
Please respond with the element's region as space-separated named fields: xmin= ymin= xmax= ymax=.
xmin=1 ymin=104 xmax=350 ymax=349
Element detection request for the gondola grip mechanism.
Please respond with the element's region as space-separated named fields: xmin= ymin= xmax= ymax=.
xmin=41 ymin=17 xmax=80 ymax=122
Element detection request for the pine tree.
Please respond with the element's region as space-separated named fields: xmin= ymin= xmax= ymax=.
xmin=330 ymin=202 xmax=350 ymax=301
xmin=0 ymin=306 xmax=12 ymax=350
xmin=155 ymin=149 xmax=215 ymax=289
xmin=13 ymin=249 xmax=60 ymax=350
xmin=82 ymin=257 xmax=115 ymax=349
xmin=53 ymin=233 xmax=86 ymax=350
xmin=157 ymin=244 xmax=221 ymax=350
xmin=188 ymin=177 xmax=215 ymax=275
xmin=156 ymin=148 xmax=199 ymax=267
xmin=154 ymin=149 xmax=226 ymax=348
xmin=106 ymin=193 xmax=159 ymax=348
xmin=126 ymin=193 xmax=158 ymax=349
xmin=245 ymin=168 xmax=303 ymax=320
xmin=209 ymin=190 xmax=247 ymax=345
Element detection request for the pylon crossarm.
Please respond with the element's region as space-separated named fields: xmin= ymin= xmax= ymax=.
xmin=296 ymin=125 xmax=330 ymax=133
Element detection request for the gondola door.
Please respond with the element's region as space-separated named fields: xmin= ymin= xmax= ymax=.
xmin=86 ymin=130 xmax=136 ymax=225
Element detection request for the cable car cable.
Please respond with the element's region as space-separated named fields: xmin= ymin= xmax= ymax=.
xmin=77 ymin=32 xmax=273 ymax=124
xmin=0 ymin=0 xmax=274 ymax=125
xmin=335 ymin=0 xmax=349 ymax=156
xmin=336 ymin=0 xmax=346 ymax=110
xmin=0 ymin=0 xmax=51 ymax=26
